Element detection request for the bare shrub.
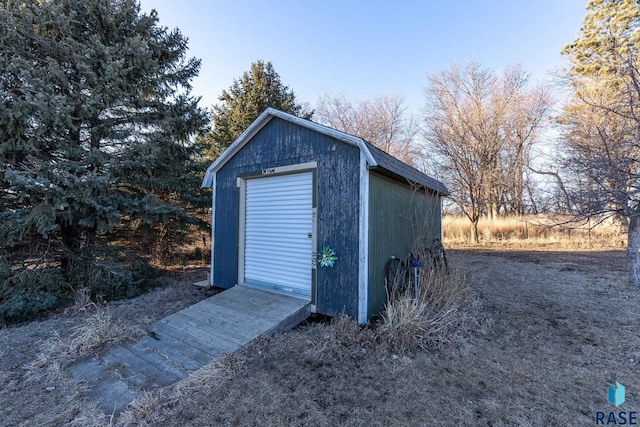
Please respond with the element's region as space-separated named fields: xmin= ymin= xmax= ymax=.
xmin=68 ymin=308 xmax=141 ymax=355
xmin=65 ymin=287 xmax=97 ymax=315
xmin=377 ymin=266 xmax=472 ymax=352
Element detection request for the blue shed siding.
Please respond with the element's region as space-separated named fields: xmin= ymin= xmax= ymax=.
xmin=213 ymin=118 xmax=361 ymax=319
xmin=213 ymin=169 xmax=238 ymax=289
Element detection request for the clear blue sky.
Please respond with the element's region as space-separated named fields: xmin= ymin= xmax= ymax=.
xmin=138 ymin=0 xmax=588 ymax=116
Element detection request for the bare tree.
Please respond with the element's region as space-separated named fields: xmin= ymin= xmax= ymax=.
xmin=500 ymin=83 xmax=552 ymax=215
xmin=316 ymin=93 xmax=419 ymax=165
xmin=560 ymin=0 xmax=640 ymax=285
xmin=560 ymin=77 xmax=640 ymax=279
xmin=422 ymin=61 xmax=550 ymax=242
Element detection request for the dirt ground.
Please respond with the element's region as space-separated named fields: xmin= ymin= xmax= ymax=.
xmin=1 ymin=249 xmax=638 ymax=426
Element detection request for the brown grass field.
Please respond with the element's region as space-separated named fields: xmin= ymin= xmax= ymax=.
xmin=442 ymin=215 xmax=627 ymax=249
xmin=1 ymin=243 xmax=638 ymax=426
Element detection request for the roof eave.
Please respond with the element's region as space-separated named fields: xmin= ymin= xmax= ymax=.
xmin=201 ymin=109 xmax=275 ymax=188
xmin=202 ymin=107 xmax=377 ymax=188
xmin=369 ymin=165 xmax=449 ymax=196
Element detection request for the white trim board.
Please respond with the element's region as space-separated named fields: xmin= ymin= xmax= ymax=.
xmin=259 ymin=161 xmax=317 ymax=176
xmin=357 ymin=151 xmax=370 ymax=324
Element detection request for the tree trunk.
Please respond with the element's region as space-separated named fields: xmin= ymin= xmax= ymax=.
xmin=627 ymin=216 xmax=640 ymax=286
xmin=60 ymin=223 xmax=81 ymax=275
xmin=526 ymin=183 xmax=538 ymax=214
xmin=470 ymin=219 xmax=479 ymax=244
xmin=491 ymin=202 xmax=498 ymax=220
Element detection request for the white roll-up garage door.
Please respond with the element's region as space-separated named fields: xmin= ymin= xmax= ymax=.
xmin=243 ymin=172 xmax=313 ymax=297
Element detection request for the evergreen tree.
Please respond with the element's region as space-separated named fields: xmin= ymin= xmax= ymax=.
xmin=200 ymin=60 xmax=312 ymax=158
xmin=0 ymin=0 xmax=208 ymax=275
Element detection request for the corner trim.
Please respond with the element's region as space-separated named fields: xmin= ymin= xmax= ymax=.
xmin=357 ymin=150 xmax=370 ymax=324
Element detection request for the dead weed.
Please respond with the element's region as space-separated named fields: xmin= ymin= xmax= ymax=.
xmin=25 ymin=289 xmax=144 ymax=383
xmin=118 ymin=353 xmax=244 ymax=426
xmin=378 ymin=267 xmax=475 ymax=352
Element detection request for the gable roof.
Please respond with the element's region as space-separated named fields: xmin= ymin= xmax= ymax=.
xmin=202 ymin=107 xmax=448 ymax=195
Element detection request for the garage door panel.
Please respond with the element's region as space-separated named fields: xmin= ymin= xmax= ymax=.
xmin=249 ymin=206 xmax=308 ymax=214
xmin=245 ymin=238 xmax=310 ymax=248
xmin=245 ymin=216 xmax=311 ymax=225
xmin=249 ymin=193 xmax=310 ymax=200
xmin=247 ymin=179 xmax=309 ymax=189
xmin=245 ymin=243 xmax=311 ymax=256
xmin=244 ymin=246 xmax=312 ymax=261
xmin=243 ymin=172 xmax=313 ymax=297
xmin=245 ymin=266 xmax=310 ymax=284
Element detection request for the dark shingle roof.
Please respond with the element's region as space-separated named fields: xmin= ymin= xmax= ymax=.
xmin=364 ymin=141 xmax=449 ymax=195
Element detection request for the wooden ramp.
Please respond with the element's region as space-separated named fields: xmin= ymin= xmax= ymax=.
xmin=69 ymin=285 xmax=310 ymax=414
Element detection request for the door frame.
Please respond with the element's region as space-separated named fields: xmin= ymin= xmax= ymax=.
xmin=237 ymin=161 xmax=318 ymax=305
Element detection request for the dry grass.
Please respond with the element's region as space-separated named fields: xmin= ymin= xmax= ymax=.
xmin=25 ymin=289 xmax=145 ymax=383
xmin=0 ymin=268 xmax=213 ymax=426
xmin=24 ymin=384 xmax=109 ymax=427
xmin=443 ymin=214 xmax=626 ymax=248
xmin=144 ymin=249 xmax=636 ymax=426
xmin=118 ymin=353 xmax=244 ymax=426
xmin=2 ymin=252 xmax=638 ymax=425
xmin=117 ymin=391 xmax=167 ymax=426
xmin=377 ymin=267 xmax=474 ymax=352
xmin=1 ymin=296 xmax=119 ymax=426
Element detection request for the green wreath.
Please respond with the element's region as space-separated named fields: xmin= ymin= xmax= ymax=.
xmin=317 ymin=245 xmax=338 ymax=268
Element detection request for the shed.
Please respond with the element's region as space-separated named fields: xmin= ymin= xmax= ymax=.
xmin=201 ymin=108 xmax=448 ymax=323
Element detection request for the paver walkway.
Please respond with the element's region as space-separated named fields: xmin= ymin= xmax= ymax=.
xmin=68 ymin=285 xmax=311 ymax=414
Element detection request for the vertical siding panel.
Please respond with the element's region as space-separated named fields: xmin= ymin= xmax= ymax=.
xmin=213 ymin=169 xmax=239 ymax=288
xmin=315 ymin=135 xmax=359 ymax=318
xmin=367 ymin=173 xmax=442 ymax=318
